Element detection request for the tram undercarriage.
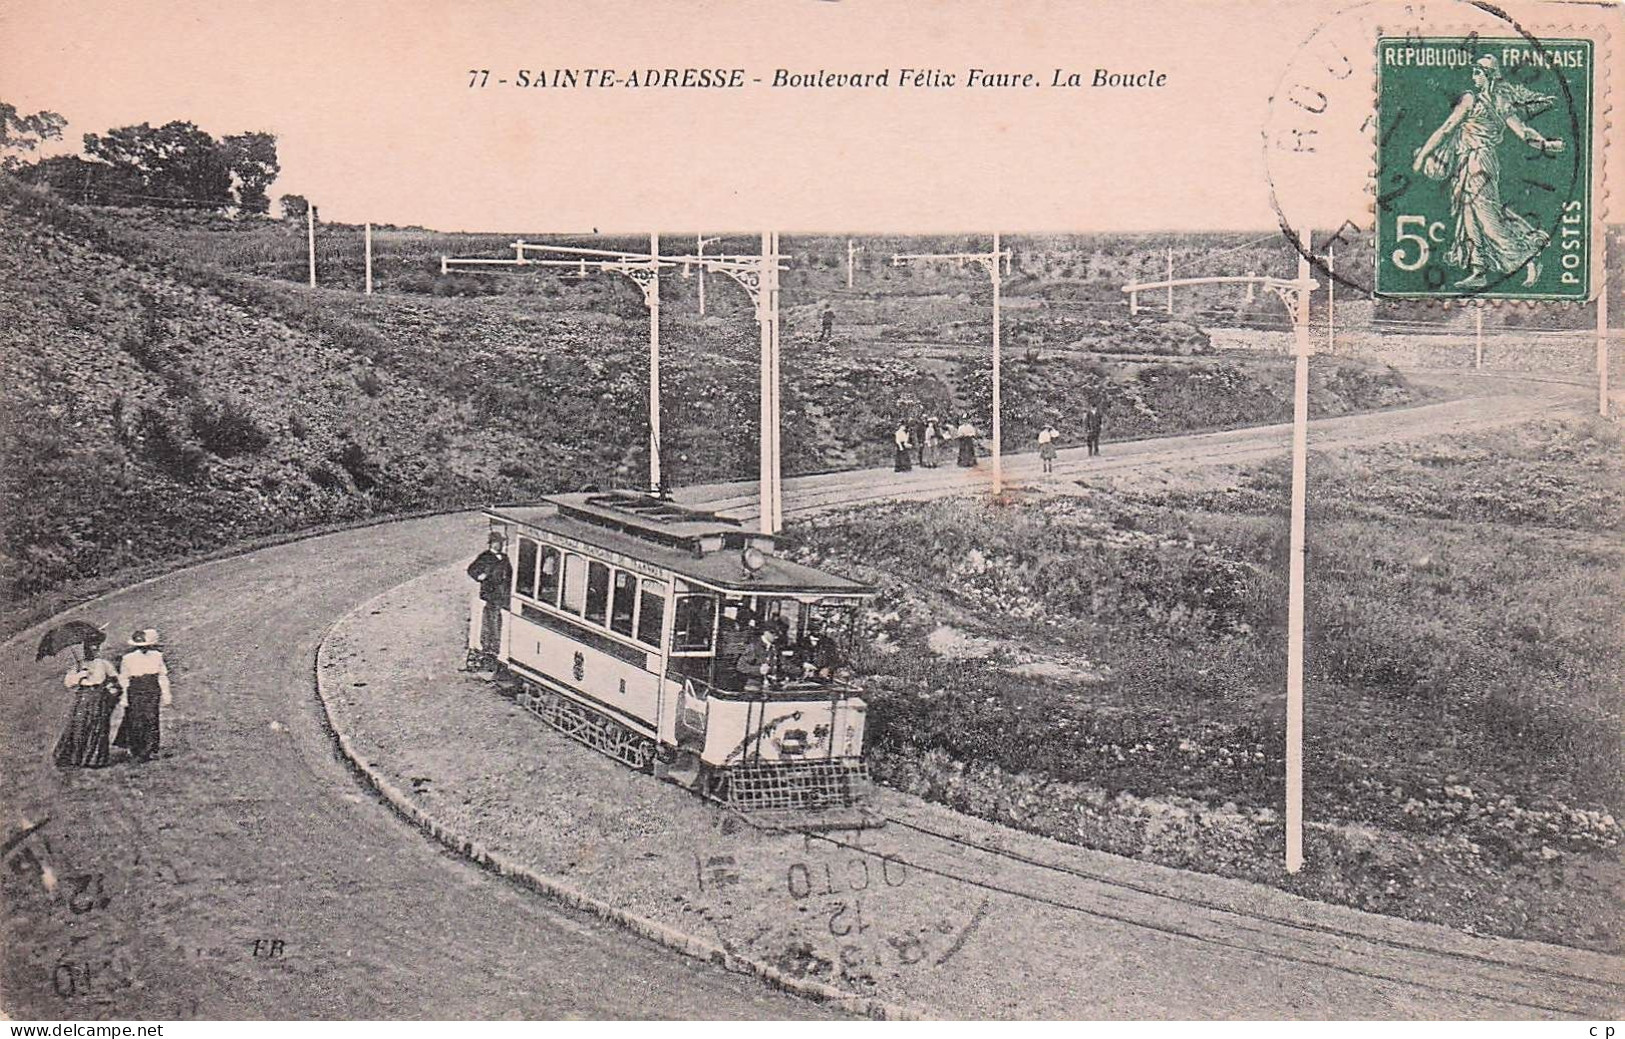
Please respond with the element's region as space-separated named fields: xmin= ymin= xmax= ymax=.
xmin=511 ymin=673 xmax=878 ymax=829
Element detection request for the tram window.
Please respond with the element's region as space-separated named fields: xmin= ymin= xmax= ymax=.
xmin=561 ymin=553 xmax=586 ymax=615
xmin=585 ymin=560 xmax=611 ymax=625
xmin=610 ymin=570 xmax=637 ymax=637
xmin=515 ymin=538 xmax=539 ymax=600
xmin=537 ymin=547 xmax=561 ymax=606
xmin=672 ymin=595 xmax=716 ymax=653
xmin=636 ymin=587 xmax=665 ymax=648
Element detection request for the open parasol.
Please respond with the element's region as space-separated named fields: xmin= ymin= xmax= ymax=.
xmin=35 ymin=621 xmax=107 ymax=663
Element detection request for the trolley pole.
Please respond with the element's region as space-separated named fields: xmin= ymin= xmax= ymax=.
xmin=307 ymin=204 xmax=317 ymax=288
xmin=1286 ymin=226 xmax=1310 ymax=875
xmin=649 ymin=232 xmax=662 ymax=495
xmin=365 ymin=222 xmax=374 ymax=296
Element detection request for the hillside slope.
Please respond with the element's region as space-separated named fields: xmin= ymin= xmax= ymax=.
xmin=0 ymin=180 xmax=1425 ymax=604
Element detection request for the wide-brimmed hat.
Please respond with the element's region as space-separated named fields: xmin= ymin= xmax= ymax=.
xmin=128 ymin=628 xmax=160 ymax=648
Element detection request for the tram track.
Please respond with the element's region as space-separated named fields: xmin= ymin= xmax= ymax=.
xmin=1 ymin=369 xmax=1607 ymax=1018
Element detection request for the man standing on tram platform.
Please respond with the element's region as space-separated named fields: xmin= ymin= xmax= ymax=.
xmin=465 ymin=530 xmax=512 ymax=671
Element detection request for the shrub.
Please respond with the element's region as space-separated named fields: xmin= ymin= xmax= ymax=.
xmin=333 ymin=440 xmax=378 ymax=491
xmin=355 ymin=368 xmax=385 ymax=398
xmin=136 ymin=407 xmax=207 ymax=480
xmin=189 ymin=398 xmax=271 ymax=457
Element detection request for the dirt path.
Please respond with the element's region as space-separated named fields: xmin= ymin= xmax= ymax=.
xmin=675 ymin=371 xmax=1587 ymax=520
xmin=0 ymin=370 xmax=1600 ymax=1018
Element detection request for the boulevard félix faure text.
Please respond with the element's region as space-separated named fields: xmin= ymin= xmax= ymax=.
xmin=478 ymin=67 xmax=1168 ymax=89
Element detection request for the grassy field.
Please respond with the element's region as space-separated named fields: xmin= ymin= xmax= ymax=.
xmin=789 ymin=416 xmax=1624 ymax=951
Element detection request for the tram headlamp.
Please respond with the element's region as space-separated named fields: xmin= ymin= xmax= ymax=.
xmin=741 ymin=545 xmax=767 ymax=577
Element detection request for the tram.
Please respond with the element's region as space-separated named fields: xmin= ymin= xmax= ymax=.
xmin=475 ymin=491 xmax=878 ymax=823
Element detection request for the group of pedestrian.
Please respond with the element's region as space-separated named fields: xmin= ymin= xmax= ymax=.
xmin=893 ymin=414 xmax=985 ymax=472
xmin=54 ymin=628 xmax=173 ymax=769
xmin=889 ymin=403 xmax=1105 ymax=476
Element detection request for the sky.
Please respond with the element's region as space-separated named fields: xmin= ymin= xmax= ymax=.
xmin=1 ymin=0 xmax=1618 ymax=233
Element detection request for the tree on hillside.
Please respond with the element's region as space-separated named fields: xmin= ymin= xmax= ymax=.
xmin=220 ymin=131 xmax=279 ymax=214
xmin=17 ymin=154 xmax=144 ymax=204
xmin=0 ymin=102 xmax=66 ymax=170
xmin=279 ymin=193 xmax=310 ymax=222
xmin=82 ymin=120 xmax=233 ymax=208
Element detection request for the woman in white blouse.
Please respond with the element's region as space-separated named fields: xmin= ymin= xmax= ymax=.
xmin=114 ymin=629 xmax=171 ymax=764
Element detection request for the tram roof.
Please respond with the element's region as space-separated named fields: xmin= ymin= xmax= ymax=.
xmin=486 ymin=494 xmax=876 ymax=596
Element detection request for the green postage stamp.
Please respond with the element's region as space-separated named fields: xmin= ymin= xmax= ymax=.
xmin=1376 ymin=36 xmax=1594 ymax=301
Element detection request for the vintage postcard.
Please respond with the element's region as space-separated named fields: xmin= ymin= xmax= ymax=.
xmin=0 ymin=0 xmax=1620 ymax=1026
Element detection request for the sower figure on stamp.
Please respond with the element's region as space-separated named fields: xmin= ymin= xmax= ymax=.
xmin=1411 ymin=55 xmax=1565 ymax=289
xmin=465 ymin=529 xmax=512 ymax=673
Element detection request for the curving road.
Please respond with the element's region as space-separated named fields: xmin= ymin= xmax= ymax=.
xmin=0 ymin=371 xmax=1598 ymax=1018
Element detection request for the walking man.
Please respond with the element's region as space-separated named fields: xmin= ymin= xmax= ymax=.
xmin=1085 ymin=403 xmax=1104 ymax=457
xmin=820 ymin=305 xmax=835 ymax=342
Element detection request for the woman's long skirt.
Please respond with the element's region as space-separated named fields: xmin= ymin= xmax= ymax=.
xmin=894 ymin=446 xmax=913 ymax=472
xmin=54 ymin=683 xmax=115 ymax=768
xmin=957 ymin=437 xmax=977 ymax=467
xmin=113 ymin=675 xmax=162 ymax=762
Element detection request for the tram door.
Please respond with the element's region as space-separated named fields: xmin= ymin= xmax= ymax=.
xmin=669 ymin=590 xmax=717 ymax=752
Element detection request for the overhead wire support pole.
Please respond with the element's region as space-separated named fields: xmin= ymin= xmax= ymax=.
xmin=1167 ymin=246 xmax=1174 ymax=314
xmin=307 ymin=203 xmax=317 ymax=288
xmin=847 ymin=239 xmax=863 ymax=289
xmin=443 ymin=238 xmax=788 ymax=508
xmin=365 ymin=222 xmax=373 ymax=295
xmin=444 ymin=238 xmax=675 ymax=494
xmin=1286 ymin=226 xmax=1311 ymax=876
xmin=891 ymin=235 xmax=1013 ymax=497
xmin=1325 ymin=247 xmax=1333 ymax=354
xmin=649 ymin=232 xmax=662 ymax=495
xmin=1121 ymin=251 xmax=1319 ymax=877
xmin=1475 ymin=305 xmax=1484 ymax=370
xmin=1599 ymin=236 xmax=1610 ymax=417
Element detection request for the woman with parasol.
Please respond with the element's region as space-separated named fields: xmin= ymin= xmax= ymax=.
xmin=49 ymin=626 xmax=119 ymax=768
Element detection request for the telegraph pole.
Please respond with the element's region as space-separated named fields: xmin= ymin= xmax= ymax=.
xmin=306 ymin=204 xmax=317 ymax=288
xmin=365 ymin=222 xmax=374 ymax=295
xmin=847 ymin=239 xmax=863 ymax=289
xmin=892 ymin=235 xmax=1013 ymax=496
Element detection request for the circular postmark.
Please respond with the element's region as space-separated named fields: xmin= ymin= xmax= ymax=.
xmin=1262 ymin=0 xmax=1595 ymax=303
